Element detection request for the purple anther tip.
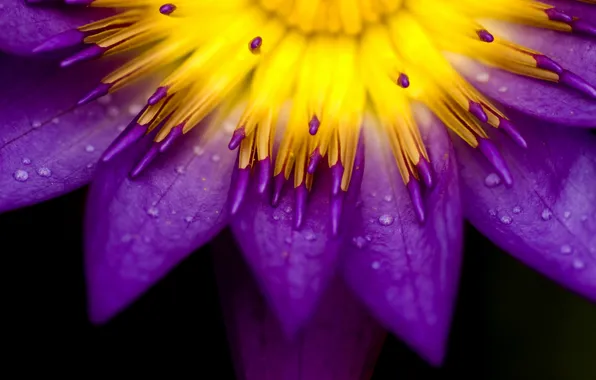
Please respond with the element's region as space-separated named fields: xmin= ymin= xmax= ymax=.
xmin=499 ymin=119 xmax=528 ymax=149
xmin=78 ymin=82 xmax=112 ymax=106
xmin=60 ymin=44 xmax=105 ymax=68
xmin=558 ymin=70 xmax=596 ymax=99
xmin=545 ymin=8 xmax=573 ymax=23
xmin=228 ymin=128 xmax=246 ymax=150
xmin=249 ymin=36 xmax=262 ymax=52
xmin=159 ymin=3 xmax=176 ymax=15
xmin=468 ymin=101 xmax=488 ymax=123
xmin=330 ymin=163 xmax=344 ymax=197
xmin=397 ymin=73 xmax=410 ymax=88
xmin=307 ymin=148 xmax=322 ymax=174
xmin=230 ymin=167 xmax=251 ymax=215
xmin=130 ymin=143 xmax=160 ymax=178
xmin=257 ymin=158 xmax=272 ymax=194
xmin=159 ymin=124 xmax=184 ymax=153
xmin=330 ymin=193 xmax=344 ymax=237
xmin=416 ymin=158 xmax=434 ymax=188
xmin=33 ymin=29 xmax=85 ymax=54
xmin=102 ymin=123 xmax=148 ymax=162
xmin=571 ymin=19 xmax=596 ymax=38
xmin=477 ymin=138 xmax=513 ymax=187
xmin=309 ymin=115 xmax=320 ymax=135
xmin=533 ymin=54 xmax=563 ymax=75
xmin=272 ymin=173 xmax=286 ymax=207
xmin=294 ymin=185 xmax=308 ymax=229
xmin=477 ymin=29 xmax=494 ymax=43
xmin=148 ymin=86 xmax=168 ymax=105
xmin=407 ymin=179 xmax=425 ymax=223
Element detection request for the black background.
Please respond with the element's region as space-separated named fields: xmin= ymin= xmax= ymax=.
xmin=2 ymin=188 xmax=595 ymax=379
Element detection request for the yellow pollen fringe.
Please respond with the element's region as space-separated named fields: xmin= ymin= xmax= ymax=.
xmin=76 ymin=0 xmax=593 ymax=191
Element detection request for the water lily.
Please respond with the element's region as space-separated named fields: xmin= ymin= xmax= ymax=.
xmin=2 ymin=0 xmax=596 ymax=376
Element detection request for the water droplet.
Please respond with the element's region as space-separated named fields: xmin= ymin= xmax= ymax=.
xmin=193 ymin=146 xmax=205 ymax=156
xmin=211 ymin=154 xmax=221 ymax=162
xmin=284 ymin=206 xmax=292 ymax=214
xmin=383 ymin=195 xmax=393 ymax=202
xmin=560 ymin=244 xmax=572 ymax=255
xmin=147 ymin=207 xmax=159 ymax=217
xmin=378 ymin=214 xmax=394 ymax=226
xmin=512 ymin=206 xmax=522 ymax=214
xmin=476 ymin=72 xmax=490 ymax=83
xmin=352 ymin=236 xmax=367 ymax=249
xmin=484 ymin=173 xmax=501 ymax=187
xmin=273 ymin=214 xmax=280 ymax=221
xmin=175 ymin=165 xmax=185 ymax=174
xmin=581 ymin=215 xmax=588 ymax=222
xmin=304 ymin=231 xmax=316 ymax=241
xmin=365 ymin=235 xmax=373 ymax=242
xmin=488 ymin=209 xmax=497 ymax=217
xmin=184 ymin=216 xmax=193 ymax=223
xmin=171 ymin=210 xmax=177 ymax=215
xmin=86 ymin=163 xmax=94 ymax=169
xmin=85 ymin=145 xmax=95 ymax=153
xmin=285 ymin=237 xmax=292 ymax=244
xmin=541 ymin=209 xmax=553 ymax=221
xmin=117 ymin=124 xmax=126 ymax=132
xmin=107 ymin=106 xmax=120 ymax=118
xmin=371 ymin=192 xmax=377 ymax=197
xmin=128 ymin=104 xmax=143 ymax=115
xmin=371 ymin=261 xmax=381 ymax=270
xmin=563 ymin=211 xmax=571 ymax=219
xmin=500 ymin=215 xmax=512 ymax=225
xmin=31 ymin=120 xmax=42 ymax=128
xmin=37 ymin=167 xmax=52 ymax=177
xmin=51 ymin=117 xmax=60 ymax=124
xmin=21 ymin=158 xmax=31 ymax=165
xmin=498 ymin=86 xmax=508 ymax=93
xmin=572 ymin=259 xmax=585 ymax=270
xmin=13 ymin=169 xmax=29 ymax=182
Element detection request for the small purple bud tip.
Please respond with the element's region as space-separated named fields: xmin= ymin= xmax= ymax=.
xmin=148 ymin=86 xmax=168 ymax=105
xmin=477 ymin=29 xmax=494 ymax=43
xmin=308 ymin=115 xmax=320 ymax=135
xmin=249 ymin=36 xmax=262 ymax=52
xmin=230 ymin=168 xmax=251 ymax=215
xmin=228 ymin=128 xmax=246 ymax=150
xmin=159 ymin=3 xmax=176 ymax=15
xmin=397 ymin=73 xmax=410 ymax=88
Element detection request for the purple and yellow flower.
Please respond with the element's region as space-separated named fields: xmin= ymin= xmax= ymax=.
xmin=2 ymin=0 xmax=596 ymax=376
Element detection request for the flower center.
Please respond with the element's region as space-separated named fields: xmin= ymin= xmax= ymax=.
xmin=34 ymin=0 xmax=596 ymax=230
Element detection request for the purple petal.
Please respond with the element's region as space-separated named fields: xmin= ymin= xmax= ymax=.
xmin=456 ymin=112 xmax=596 ymax=301
xmin=342 ymin=116 xmax=463 ymax=365
xmin=84 ymin=125 xmax=235 ymax=323
xmin=231 ymin=145 xmax=365 ymax=337
xmin=214 ymin=238 xmax=386 ymax=380
xmin=0 ymin=54 xmax=146 ymax=213
xmin=0 ymin=0 xmax=107 ymax=56
xmin=466 ymin=20 xmax=596 ymax=126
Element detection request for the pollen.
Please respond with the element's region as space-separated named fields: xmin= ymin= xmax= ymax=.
xmin=35 ymin=0 xmax=596 ymax=231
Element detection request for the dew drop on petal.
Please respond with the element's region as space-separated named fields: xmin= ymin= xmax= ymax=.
xmin=488 ymin=209 xmax=497 ymax=217
xmin=52 ymin=118 xmax=60 ymax=124
xmin=193 ymin=146 xmax=204 ymax=156
xmin=21 ymin=158 xmax=31 ymax=165
xmin=581 ymin=215 xmax=588 ymax=222
xmin=352 ymin=236 xmax=367 ymax=249
xmin=475 ymin=72 xmax=490 ymax=83
xmin=303 ymin=231 xmax=316 ymax=241
xmin=210 ymin=154 xmax=221 ymax=162
xmin=37 ymin=167 xmax=52 ymax=177
xmin=85 ymin=145 xmax=95 ymax=153
xmin=272 ymin=214 xmax=280 ymax=221
xmin=175 ymin=165 xmax=186 ymax=174
xmin=572 ymin=259 xmax=585 ymax=270
xmin=31 ymin=120 xmax=42 ymax=128
xmin=541 ymin=209 xmax=553 ymax=221
xmin=13 ymin=169 xmax=29 ymax=182
xmin=500 ymin=215 xmax=512 ymax=225
xmin=484 ymin=173 xmax=501 ymax=187
xmin=383 ymin=195 xmax=393 ymax=202
xmin=378 ymin=214 xmax=394 ymax=226
xmin=371 ymin=261 xmax=381 ymax=270
xmin=560 ymin=244 xmax=572 ymax=255
xmin=184 ymin=216 xmax=193 ymax=223
xmin=284 ymin=206 xmax=292 ymax=214
xmin=498 ymin=86 xmax=508 ymax=93
xmin=147 ymin=207 xmax=159 ymax=218
xmin=563 ymin=211 xmax=571 ymax=219
xmin=365 ymin=235 xmax=373 ymax=242
xmin=285 ymin=236 xmax=292 ymax=244
xmin=107 ymin=106 xmax=120 ymax=118
xmin=512 ymin=206 xmax=522 ymax=214
xmin=128 ymin=104 xmax=143 ymax=116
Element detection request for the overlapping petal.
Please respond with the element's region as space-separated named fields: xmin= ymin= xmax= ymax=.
xmin=231 ymin=144 xmax=365 ymax=336
xmin=0 ymin=54 xmax=146 ymax=212
xmin=456 ymin=113 xmax=596 ymax=301
xmin=84 ymin=125 xmax=235 ymax=323
xmin=342 ymin=114 xmax=463 ymax=365
xmin=214 ymin=238 xmax=386 ymax=380
xmin=0 ymin=0 xmax=106 ymax=55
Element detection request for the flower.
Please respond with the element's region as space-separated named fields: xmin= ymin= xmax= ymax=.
xmin=1 ymin=0 xmax=596 ymax=376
